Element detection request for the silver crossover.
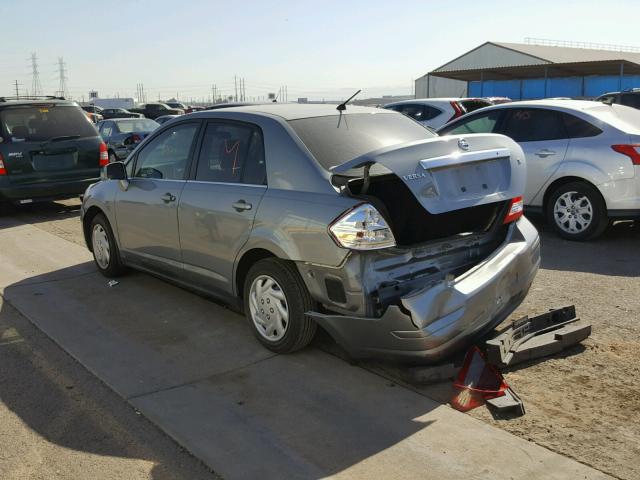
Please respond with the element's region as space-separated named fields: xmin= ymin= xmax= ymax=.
xmin=81 ymin=104 xmax=540 ymax=362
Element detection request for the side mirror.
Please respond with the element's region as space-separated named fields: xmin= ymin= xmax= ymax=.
xmin=105 ymin=161 xmax=127 ymax=180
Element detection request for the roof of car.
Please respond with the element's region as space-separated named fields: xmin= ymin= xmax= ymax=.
xmin=190 ymin=103 xmax=392 ymax=120
xmin=486 ymin=99 xmax=607 ymax=111
xmin=383 ymin=98 xmax=489 ymax=108
xmin=0 ymin=97 xmax=76 ymax=107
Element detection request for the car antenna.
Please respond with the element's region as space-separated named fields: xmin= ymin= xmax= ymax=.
xmin=337 ymin=89 xmax=361 ymax=111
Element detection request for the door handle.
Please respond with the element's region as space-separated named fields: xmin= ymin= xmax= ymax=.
xmin=232 ymin=200 xmax=252 ymax=212
xmin=161 ymin=192 xmax=176 ymax=203
xmin=535 ymin=149 xmax=556 ymax=158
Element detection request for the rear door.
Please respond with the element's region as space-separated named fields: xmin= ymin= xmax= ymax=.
xmin=0 ymin=103 xmax=102 ymax=185
xmin=115 ymin=121 xmax=201 ymax=276
xmin=178 ymin=120 xmax=267 ymax=295
xmin=501 ymin=108 xmax=569 ymax=204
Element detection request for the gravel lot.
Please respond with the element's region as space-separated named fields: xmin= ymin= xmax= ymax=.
xmin=4 ymin=199 xmax=639 ymax=480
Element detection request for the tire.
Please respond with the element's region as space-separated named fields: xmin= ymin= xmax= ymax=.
xmin=546 ymin=181 xmax=608 ymax=241
xmin=243 ymin=258 xmax=317 ymax=354
xmin=90 ymin=213 xmax=126 ymax=277
xmin=108 ymin=150 xmax=118 ymax=163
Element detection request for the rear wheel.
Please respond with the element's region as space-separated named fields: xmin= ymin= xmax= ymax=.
xmin=546 ymin=181 xmax=608 ymax=241
xmin=243 ymin=258 xmax=317 ymax=354
xmin=90 ymin=213 xmax=126 ymax=276
xmin=108 ymin=150 xmax=117 ymax=163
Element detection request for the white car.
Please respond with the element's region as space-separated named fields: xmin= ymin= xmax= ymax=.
xmin=383 ymin=98 xmax=492 ymax=130
xmin=438 ymin=100 xmax=640 ymax=240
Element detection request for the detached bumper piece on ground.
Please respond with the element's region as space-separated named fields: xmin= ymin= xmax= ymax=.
xmin=446 ymin=305 xmax=590 ymax=417
xmin=485 ymin=305 xmax=591 ymax=368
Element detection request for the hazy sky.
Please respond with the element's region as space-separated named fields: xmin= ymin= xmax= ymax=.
xmin=1 ymin=0 xmax=639 ymax=102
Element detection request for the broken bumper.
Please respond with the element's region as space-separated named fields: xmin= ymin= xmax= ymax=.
xmin=308 ymin=218 xmax=540 ymax=362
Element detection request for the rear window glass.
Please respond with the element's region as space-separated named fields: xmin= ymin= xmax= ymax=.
xmin=288 ymin=112 xmax=434 ymax=170
xmin=1 ymin=105 xmax=97 ymax=142
xmin=460 ymin=99 xmax=492 ymax=113
xmin=115 ymin=119 xmax=159 ymax=133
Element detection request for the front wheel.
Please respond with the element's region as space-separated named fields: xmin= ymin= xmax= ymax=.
xmin=546 ymin=181 xmax=608 ymax=241
xmin=90 ymin=213 xmax=126 ymax=276
xmin=243 ymin=258 xmax=317 ymax=354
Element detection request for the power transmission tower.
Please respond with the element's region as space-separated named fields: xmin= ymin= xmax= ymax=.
xmin=30 ymin=53 xmax=42 ymax=96
xmin=234 ymin=75 xmax=238 ymax=102
xmin=56 ymin=57 xmax=67 ymax=98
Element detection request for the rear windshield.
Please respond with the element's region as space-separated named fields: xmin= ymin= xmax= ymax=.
xmin=116 ymin=119 xmax=159 ymax=133
xmin=1 ymin=104 xmax=97 ymax=142
xmin=288 ymin=112 xmax=435 ymax=170
xmin=460 ymin=99 xmax=492 ymax=113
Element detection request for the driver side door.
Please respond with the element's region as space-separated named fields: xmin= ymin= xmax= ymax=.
xmin=115 ymin=121 xmax=201 ymax=277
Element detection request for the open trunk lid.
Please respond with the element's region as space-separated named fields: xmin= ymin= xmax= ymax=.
xmin=331 ymin=133 xmax=526 ymax=214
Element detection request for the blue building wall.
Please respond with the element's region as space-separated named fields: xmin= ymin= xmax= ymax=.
xmin=469 ymin=75 xmax=640 ymax=99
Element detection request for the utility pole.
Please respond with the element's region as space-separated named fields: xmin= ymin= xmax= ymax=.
xmin=56 ymin=57 xmax=67 ymax=98
xmin=14 ymin=80 xmax=20 ymax=98
xmin=30 ymin=53 xmax=42 ymax=96
xmin=234 ymin=75 xmax=238 ymax=102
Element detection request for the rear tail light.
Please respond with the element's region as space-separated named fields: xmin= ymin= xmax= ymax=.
xmin=611 ymin=144 xmax=640 ymax=165
xmin=99 ymin=142 xmax=109 ymax=166
xmin=329 ymin=203 xmax=396 ymax=250
xmin=0 ymin=152 xmax=6 ymax=175
xmin=131 ymin=134 xmax=142 ymax=143
xmin=448 ymin=101 xmax=465 ymax=122
xmin=503 ymin=196 xmax=524 ymax=224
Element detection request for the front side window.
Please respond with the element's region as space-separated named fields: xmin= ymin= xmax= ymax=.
xmin=503 ymin=108 xmax=567 ymax=142
xmin=134 ymin=123 xmax=198 ymax=180
xmin=195 ymin=122 xmax=266 ymax=184
xmin=442 ymin=110 xmax=503 ymax=135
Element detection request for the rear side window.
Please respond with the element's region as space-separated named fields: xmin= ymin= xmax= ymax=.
xmin=460 ymin=99 xmax=492 ymax=113
xmin=441 ymin=110 xmax=503 ymax=135
xmin=561 ymin=113 xmax=602 ymax=138
xmin=392 ymin=104 xmax=441 ymax=122
xmin=620 ymin=93 xmax=640 ymax=109
xmin=288 ymin=112 xmax=434 ymax=170
xmin=0 ymin=105 xmax=97 ymax=142
xmin=503 ymin=108 xmax=567 ymax=142
xmin=195 ymin=122 xmax=266 ymax=185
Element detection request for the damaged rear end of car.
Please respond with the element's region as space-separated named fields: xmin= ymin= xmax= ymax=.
xmin=294 ymin=126 xmax=540 ymax=362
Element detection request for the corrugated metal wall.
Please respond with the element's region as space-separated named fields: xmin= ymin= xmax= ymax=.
xmin=468 ymin=75 xmax=640 ymax=99
xmin=415 ymin=75 xmax=467 ymax=98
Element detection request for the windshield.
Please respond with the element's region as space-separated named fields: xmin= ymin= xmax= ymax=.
xmin=115 ymin=119 xmax=159 ymax=133
xmin=288 ymin=112 xmax=435 ymax=170
xmin=0 ymin=104 xmax=98 ymax=142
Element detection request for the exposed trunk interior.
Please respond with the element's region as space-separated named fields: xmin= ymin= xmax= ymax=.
xmin=346 ymin=174 xmax=508 ymax=247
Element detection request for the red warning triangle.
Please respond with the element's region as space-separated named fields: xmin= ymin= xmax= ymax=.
xmin=451 ymin=346 xmax=508 ymax=412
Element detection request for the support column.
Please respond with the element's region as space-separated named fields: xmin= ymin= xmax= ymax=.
xmin=620 ymin=62 xmax=625 ymax=90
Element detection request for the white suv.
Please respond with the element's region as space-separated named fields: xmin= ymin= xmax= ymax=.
xmin=439 ymin=100 xmax=640 ymax=240
xmin=383 ymin=98 xmax=492 ymax=130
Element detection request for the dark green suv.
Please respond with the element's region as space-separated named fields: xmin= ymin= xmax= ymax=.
xmin=0 ymin=96 xmax=107 ymax=206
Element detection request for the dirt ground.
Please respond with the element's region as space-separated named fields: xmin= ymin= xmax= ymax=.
xmin=6 ymin=199 xmax=640 ymax=480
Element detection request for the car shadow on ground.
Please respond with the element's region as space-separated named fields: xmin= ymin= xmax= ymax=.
xmin=1 ymin=264 xmax=441 ymax=479
xmin=0 ymin=298 xmax=217 ymax=480
xmin=0 ymin=200 xmax=82 ymax=227
xmin=527 ymin=215 xmax=639 ymax=277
